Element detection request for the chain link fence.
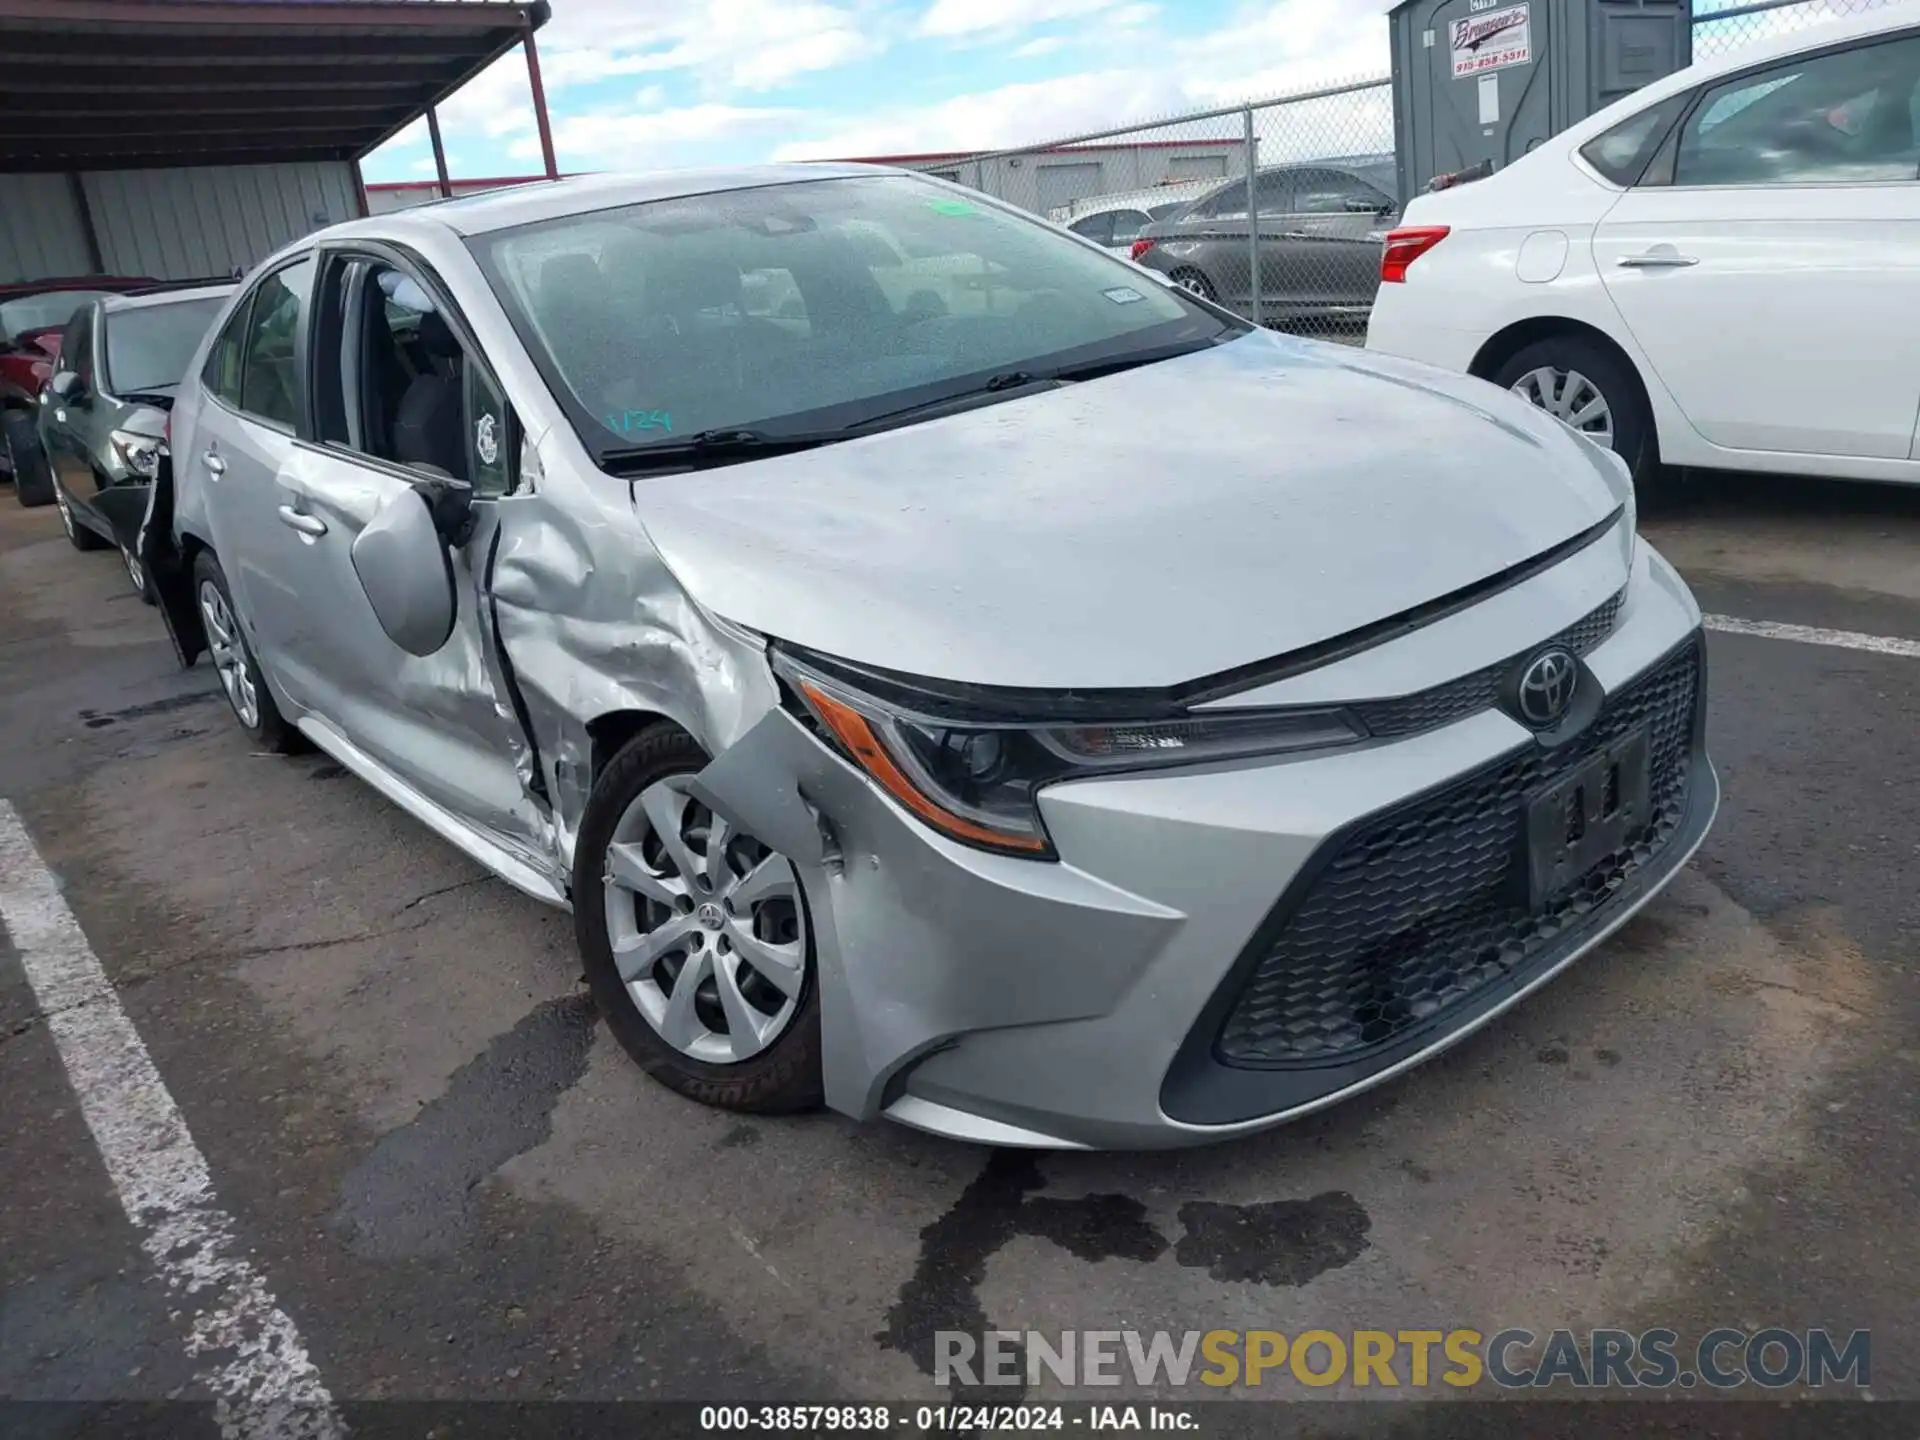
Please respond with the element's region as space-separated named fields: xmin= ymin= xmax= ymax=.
xmin=1692 ymin=0 xmax=1904 ymax=56
xmin=902 ymin=0 xmax=1898 ymax=341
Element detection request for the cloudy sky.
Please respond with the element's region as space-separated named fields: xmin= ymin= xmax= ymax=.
xmin=360 ymin=0 xmax=1402 ymax=182
xmin=358 ymin=0 xmax=1887 ymax=184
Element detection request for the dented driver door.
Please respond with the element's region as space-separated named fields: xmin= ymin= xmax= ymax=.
xmin=263 ymin=249 xmax=553 ymax=882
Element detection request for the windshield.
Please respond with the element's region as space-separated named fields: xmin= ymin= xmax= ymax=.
xmin=0 ymin=290 xmax=110 ymax=343
xmin=104 ymin=296 xmax=225 ymax=395
xmin=471 ymin=174 xmax=1232 ymax=456
xmin=1355 ymin=162 xmax=1399 ymax=202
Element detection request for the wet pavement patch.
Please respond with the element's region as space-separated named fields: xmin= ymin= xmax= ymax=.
xmin=77 ymin=689 xmax=218 ymax=729
xmin=882 ymin=1152 xmax=1370 ymax=1396
xmin=881 ymin=1152 xmax=1168 ymax=1390
xmin=332 ymin=993 xmax=597 ymax=1260
xmin=1173 ymin=1193 xmax=1371 ymax=1286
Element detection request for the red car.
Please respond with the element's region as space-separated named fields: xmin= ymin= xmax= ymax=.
xmin=2 ymin=276 xmax=155 ymax=497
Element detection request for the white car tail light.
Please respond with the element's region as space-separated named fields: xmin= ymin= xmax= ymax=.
xmin=1381 ymin=226 xmax=1450 ymax=284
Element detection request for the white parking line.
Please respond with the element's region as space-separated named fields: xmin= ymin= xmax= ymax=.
xmin=1703 ymin=614 xmax=1920 ymax=659
xmin=0 ymin=800 xmax=343 ymax=1440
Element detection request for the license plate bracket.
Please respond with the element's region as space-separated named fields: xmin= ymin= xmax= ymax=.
xmin=1524 ymin=727 xmax=1652 ymax=910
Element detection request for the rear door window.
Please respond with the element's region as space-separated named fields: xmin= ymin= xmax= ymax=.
xmin=202 ymin=295 xmax=254 ymax=408
xmin=236 ymin=258 xmax=315 ymax=430
xmin=1069 ymin=212 xmax=1116 ymax=246
xmin=1673 ymin=31 xmax=1920 ymax=185
xmin=1581 ymin=93 xmax=1690 ymax=186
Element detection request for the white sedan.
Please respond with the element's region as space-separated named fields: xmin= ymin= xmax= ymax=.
xmin=1366 ymin=5 xmax=1920 ymax=496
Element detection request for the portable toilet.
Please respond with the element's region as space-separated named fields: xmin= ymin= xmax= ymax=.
xmin=1390 ymin=0 xmax=1694 ymax=197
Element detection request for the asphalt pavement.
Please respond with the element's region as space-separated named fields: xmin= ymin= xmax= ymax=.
xmin=0 ymin=469 xmax=1915 ymax=1437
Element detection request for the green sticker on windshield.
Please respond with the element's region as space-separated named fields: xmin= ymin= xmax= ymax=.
xmin=925 ymin=197 xmax=978 ymax=216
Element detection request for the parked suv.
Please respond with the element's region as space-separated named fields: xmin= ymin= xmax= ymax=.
xmin=1129 ymin=158 xmax=1401 ymax=330
xmin=36 ymin=283 xmax=232 ymax=594
xmin=4 ymin=282 xmax=139 ymax=500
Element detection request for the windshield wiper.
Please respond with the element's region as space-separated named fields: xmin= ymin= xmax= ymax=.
xmin=1040 ymin=335 xmax=1231 ymax=383
xmin=846 ymin=370 xmax=1066 ymax=431
xmin=599 ymin=426 xmax=847 ymax=474
xmin=597 ymin=340 xmax=1234 ymax=473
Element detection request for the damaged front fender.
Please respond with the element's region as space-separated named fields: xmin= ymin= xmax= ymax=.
xmin=690 ymin=708 xmax=1184 ymax=1120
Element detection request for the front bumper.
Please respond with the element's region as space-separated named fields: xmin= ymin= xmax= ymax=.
xmin=696 ymin=541 xmax=1715 ymax=1150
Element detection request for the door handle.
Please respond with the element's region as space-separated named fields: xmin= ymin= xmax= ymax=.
xmin=1617 ymin=252 xmax=1699 ymax=269
xmin=276 ymin=504 xmax=327 ymax=537
xmin=201 ymin=450 xmax=226 ymax=477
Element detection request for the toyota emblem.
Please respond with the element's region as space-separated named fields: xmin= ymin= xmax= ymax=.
xmin=1515 ymin=648 xmax=1578 ymax=727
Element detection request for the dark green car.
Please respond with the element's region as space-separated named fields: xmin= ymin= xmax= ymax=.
xmin=36 ymin=283 xmax=232 ymax=596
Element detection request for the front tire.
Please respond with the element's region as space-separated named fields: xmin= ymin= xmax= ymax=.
xmin=57 ymin=481 xmax=108 ymax=550
xmin=574 ymin=722 xmax=823 ymax=1114
xmin=123 ymin=541 xmax=157 ymax=604
xmin=1493 ymin=336 xmax=1662 ymax=497
xmin=191 ymin=549 xmax=300 ymax=753
xmin=5 ymin=414 xmax=55 ymax=508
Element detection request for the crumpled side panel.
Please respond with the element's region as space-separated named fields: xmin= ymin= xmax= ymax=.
xmin=486 ymin=456 xmax=781 ymax=877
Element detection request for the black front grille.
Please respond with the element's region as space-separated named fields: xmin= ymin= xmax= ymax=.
xmin=1217 ymin=639 xmax=1701 ymax=1068
xmin=1354 ymin=590 xmax=1625 ymax=740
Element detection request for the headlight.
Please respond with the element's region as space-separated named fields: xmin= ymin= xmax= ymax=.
xmin=110 ymin=430 xmax=161 ymax=478
xmin=774 ymin=651 xmax=1364 ymax=858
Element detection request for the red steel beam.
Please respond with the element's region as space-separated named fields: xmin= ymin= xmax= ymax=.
xmin=426 ymin=106 xmax=453 ymax=200
xmin=522 ymin=25 xmax=559 ymax=181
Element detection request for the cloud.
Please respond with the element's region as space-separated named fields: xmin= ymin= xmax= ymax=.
xmin=507 ymin=102 xmax=802 ymax=168
xmin=776 ymin=0 xmax=1396 ymax=163
xmin=918 ymin=0 xmax=1119 ymax=39
xmin=774 ymin=67 xmax=1194 ymax=158
xmin=531 ymin=0 xmax=882 ymax=93
xmin=1174 ymin=0 xmax=1392 ymax=103
xmin=370 ymin=0 xmax=1408 ymax=182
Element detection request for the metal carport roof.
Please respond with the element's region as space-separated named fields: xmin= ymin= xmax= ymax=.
xmin=0 ymin=0 xmax=552 ymax=173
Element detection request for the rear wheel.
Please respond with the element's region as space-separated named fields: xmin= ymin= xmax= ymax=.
xmin=574 ymin=722 xmax=823 ymax=1114
xmin=5 ymin=413 xmax=54 ymax=508
xmin=1493 ymin=335 xmax=1662 ymax=498
xmin=1169 ymin=268 xmax=1217 ymax=304
xmin=191 ymin=549 xmax=300 ymax=752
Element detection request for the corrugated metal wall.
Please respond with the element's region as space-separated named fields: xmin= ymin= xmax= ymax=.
xmin=0 ymin=174 xmax=94 ymax=281
xmin=1 ymin=161 xmax=360 ymax=285
xmin=83 ymin=162 xmax=360 ymax=280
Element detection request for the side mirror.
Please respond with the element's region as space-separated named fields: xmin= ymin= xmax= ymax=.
xmin=407 ymin=464 xmax=476 ymax=547
xmin=50 ymin=370 xmax=81 ymax=400
xmin=350 ymin=481 xmax=462 ymax=657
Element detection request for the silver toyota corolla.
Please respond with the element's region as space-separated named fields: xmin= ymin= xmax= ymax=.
xmin=149 ymin=165 xmax=1716 ymax=1149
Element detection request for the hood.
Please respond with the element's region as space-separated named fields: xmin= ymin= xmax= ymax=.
xmin=116 ymin=393 xmax=175 ymax=430
xmin=632 ymin=331 xmax=1628 ymax=690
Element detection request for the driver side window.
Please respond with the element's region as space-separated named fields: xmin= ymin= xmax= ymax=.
xmin=316 ymin=256 xmax=519 ymax=498
xmin=56 ymin=310 xmax=92 ymax=388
